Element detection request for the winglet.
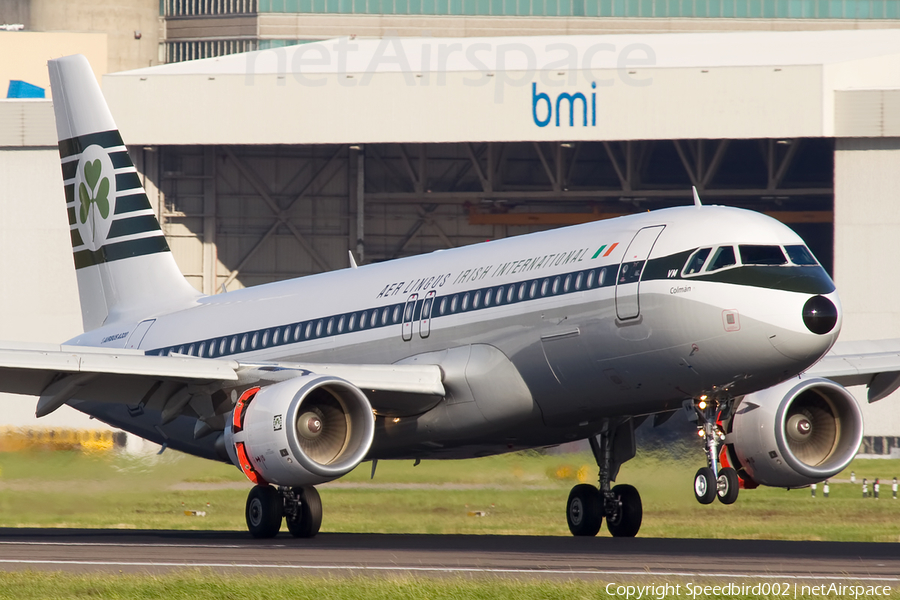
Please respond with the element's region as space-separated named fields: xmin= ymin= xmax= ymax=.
xmin=692 ymin=186 xmax=703 ymax=208
xmin=349 ymin=251 xmax=358 ymax=269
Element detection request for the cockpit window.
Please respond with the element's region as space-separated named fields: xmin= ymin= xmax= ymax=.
xmin=706 ymin=246 xmax=736 ymax=272
xmin=785 ymin=245 xmax=818 ymax=266
xmin=739 ymin=245 xmax=787 ymax=266
xmin=683 ymin=248 xmax=711 ymax=275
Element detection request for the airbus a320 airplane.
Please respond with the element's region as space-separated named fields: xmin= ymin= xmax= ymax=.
xmin=1 ymin=54 xmax=894 ymax=539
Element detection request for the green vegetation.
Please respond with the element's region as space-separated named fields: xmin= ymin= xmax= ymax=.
xmin=0 ymin=449 xmax=897 ymax=541
xmin=0 ymin=572 xmax=890 ymax=600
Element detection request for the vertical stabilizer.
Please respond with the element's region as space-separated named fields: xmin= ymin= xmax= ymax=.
xmin=48 ymin=55 xmax=201 ymax=331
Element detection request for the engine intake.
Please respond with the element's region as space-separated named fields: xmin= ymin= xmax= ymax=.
xmin=225 ymin=374 xmax=375 ymax=487
xmin=727 ymin=377 xmax=862 ymax=488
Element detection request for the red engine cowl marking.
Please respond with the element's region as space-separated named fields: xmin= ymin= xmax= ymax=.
xmin=232 ymin=386 xmax=260 ymax=433
xmin=235 ymin=441 xmax=265 ymax=485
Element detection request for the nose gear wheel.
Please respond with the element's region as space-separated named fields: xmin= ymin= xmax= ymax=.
xmin=688 ymin=396 xmax=741 ymax=506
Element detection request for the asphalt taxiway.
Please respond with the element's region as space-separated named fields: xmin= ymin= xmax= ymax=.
xmin=0 ymin=529 xmax=897 ymax=580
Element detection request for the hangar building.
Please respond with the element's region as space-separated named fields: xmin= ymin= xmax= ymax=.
xmin=2 ymin=24 xmax=900 ymax=452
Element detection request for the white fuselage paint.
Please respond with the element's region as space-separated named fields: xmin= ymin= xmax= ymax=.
xmin=65 ymin=205 xmax=841 ymax=460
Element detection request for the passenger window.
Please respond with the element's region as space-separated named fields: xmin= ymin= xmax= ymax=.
xmin=497 ymin=286 xmax=505 ymax=303
xmin=563 ymin=275 xmax=571 ymax=293
xmin=382 ymin=307 xmax=390 ymax=325
xmin=473 ymin=290 xmax=481 ymax=308
xmin=518 ymin=282 xmax=527 ymax=301
xmin=684 ymin=248 xmax=711 ymax=275
xmin=739 ymin=245 xmax=787 ymax=265
xmin=450 ymin=295 xmax=459 ymax=312
xmin=283 ymin=325 xmax=291 ymax=341
xmin=598 ymin=267 xmax=606 ymax=286
xmin=338 ymin=316 xmax=345 ymax=333
xmin=219 ymin=338 xmax=227 ymax=355
xmin=540 ymin=279 xmax=549 ymax=296
xmin=315 ymin=321 xmax=323 ymax=337
xmin=575 ymin=272 xmax=583 ymax=290
xmin=272 ymin=328 xmax=280 ymax=345
xmin=304 ymin=323 xmax=313 ymax=339
xmin=462 ymin=292 xmax=470 ymax=310
xmin=529 ymin=281 xmax=537 ymax=298
xmin=785 ymin=245 xmax=818 ymax=266
xmin=439 ymin=298 xmax=447 ymax=315
xmin=422 ymin=297 xmax=433 ymax=316
xmin=326 ymin=318 xmax=333 ymax=335
xmin=188 ymin=344 xmax=196 ymax=356
xmin=348 ymin=314 xmax=356 ymax=331
xmin=586 ymin=270 xmax=596 ymax=288
xmin=241 ymin=334 xmax=248 ymax=351
xmin=199 ymin=342 xmax=207 ymax=357
xmin=392 ymin=306 xmax=401 ymax=323
xmin=508 ymin=285 xmax=516 ymax=303
xmin=261 ymin=331 xmax=269 ymax=347
xmin=230 ymin=337 xmax=237 ymax=353
xmin=251 ymin=333 xmax=259 ymax=349
xmin=360 ymin=311 xmax=368 ymax=329
xmin=707 ymin=246 xmax=736 ymax=272
xmin=294 ymin=325 xmax=302 ymax=341
xmin=483 ymin=289 xmax=492 ymax=307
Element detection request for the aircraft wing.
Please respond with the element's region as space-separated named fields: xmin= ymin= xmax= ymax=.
xmin=805 ymin=338 xmax=900 ymax=403
xmin=0 ymin=342 xmax=445 ymax=420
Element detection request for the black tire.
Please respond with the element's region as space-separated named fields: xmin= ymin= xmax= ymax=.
xmin=566 ymin=484 xmax=602 ymax=537
xmin=717 ymin=467 xmax=740 ymax=505
xmin=286 ymin=486 xmax=323 ymax=538
xmin=606 ymin=484 xmax=642 ymax=538
xmin=246 ymin=485 xmax=283 ymax=539
xmin=694 ymin=467 xmax=716 ymax=505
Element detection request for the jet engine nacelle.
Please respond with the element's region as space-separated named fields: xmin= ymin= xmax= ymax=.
xmin=727 ymin=377 xmax=863 ymax=488
xmin=224 ymin=374 xmax=375 ymax=487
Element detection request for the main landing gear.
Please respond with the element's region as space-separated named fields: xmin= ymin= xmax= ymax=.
xmin=688 ymin=396 xmax=739 ymax=505
xmin=245 ymin=485 xmax=323 ymax=539
xmin=566 ymin=418 xmax=643 ymax=538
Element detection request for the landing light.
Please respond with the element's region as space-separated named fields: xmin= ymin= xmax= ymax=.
xmin=698 ymin=430 xmax=705 ymax=437
xmin=698 ymin=400 xmax=707 ymax=410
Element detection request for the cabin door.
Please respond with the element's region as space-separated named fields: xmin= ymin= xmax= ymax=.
xmin=615 ymin=225 xmax=665 ymax=320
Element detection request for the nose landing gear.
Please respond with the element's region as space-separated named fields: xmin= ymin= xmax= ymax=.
xmin=566 ymin=418 xmax=643 ymax=538
xmin=689 ymin=396 xmax=739 ymax=505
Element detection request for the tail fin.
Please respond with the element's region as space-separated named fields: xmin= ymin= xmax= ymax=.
xmin=48 ymin=54 xmax=200 ymax=332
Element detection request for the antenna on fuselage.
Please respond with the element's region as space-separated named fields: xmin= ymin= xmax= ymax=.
xmin=349 ymin=251 xmax=358 ymax=269
xmin=692 ymin=186 xmax=703 ymax=208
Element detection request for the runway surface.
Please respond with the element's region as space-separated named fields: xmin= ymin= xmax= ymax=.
xmin=0 ymin=529 xmax=897 ymax=580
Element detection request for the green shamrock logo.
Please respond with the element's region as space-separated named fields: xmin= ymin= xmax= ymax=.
xmin=78 ymin=159 xmax=110 ymax=226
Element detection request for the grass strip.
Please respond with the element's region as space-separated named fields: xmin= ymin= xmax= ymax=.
xmin=0 ymin=572 xmax=891 ymax=600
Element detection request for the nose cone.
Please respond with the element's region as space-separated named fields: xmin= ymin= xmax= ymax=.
xmin=802 ymin=295 xmax=838 ymax=335
xmin=769 ymin=292 xmax=841 ymax=363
